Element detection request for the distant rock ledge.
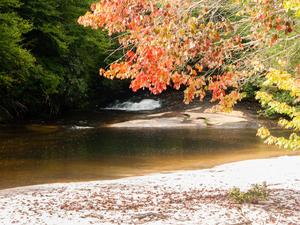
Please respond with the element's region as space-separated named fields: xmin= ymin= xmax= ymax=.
xmin=0 ymin=156 xmax=299 ymax=224
xmin=106 ymin=106 xmax=258 ymax=128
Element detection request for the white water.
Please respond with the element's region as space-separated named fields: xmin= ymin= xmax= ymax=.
xmin=69 ymin=125 xmax=94 ymax=130
xmin=105 ymin=99 xmax=161 ymax=111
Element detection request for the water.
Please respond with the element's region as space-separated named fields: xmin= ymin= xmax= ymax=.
xmin=105 ymin=99 xmax=161 ymax=111
xmin=0 ymin=124 xmax=298 ymax=190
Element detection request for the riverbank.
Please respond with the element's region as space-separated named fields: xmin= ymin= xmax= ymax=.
xmin=0 ymin=156 xmax=299 ymax=225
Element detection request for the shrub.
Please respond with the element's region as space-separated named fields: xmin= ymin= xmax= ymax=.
xmin=229 ymin=182 xmax=269 ymax=204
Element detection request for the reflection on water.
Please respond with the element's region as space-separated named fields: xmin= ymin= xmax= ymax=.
xmin=0 ymin=126 xmax=298 ymax=189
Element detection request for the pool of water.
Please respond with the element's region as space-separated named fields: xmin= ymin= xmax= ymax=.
xmin=0 ymin=123 xmax=298 ymax=190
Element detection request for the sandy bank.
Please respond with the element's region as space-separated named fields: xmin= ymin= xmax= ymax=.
xmin=0 ymin=156 xmax=299 ymax=225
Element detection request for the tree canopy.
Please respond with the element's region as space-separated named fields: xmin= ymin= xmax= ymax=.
xmin=0 ymin=0 xmax=121 ymax=120
xmin=79 ymin=0 xmax=300 ymax=149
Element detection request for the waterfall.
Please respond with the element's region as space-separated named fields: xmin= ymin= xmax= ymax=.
xmin=105 ymin=99 xmax=161 ymax=111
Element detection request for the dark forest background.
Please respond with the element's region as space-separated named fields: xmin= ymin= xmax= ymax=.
xmin=0 ymin=0 xmax=129 ymax=122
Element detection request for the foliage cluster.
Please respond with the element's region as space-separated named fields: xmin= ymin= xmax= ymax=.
xmin=255 ymin=1 xmax=300 ymax=150
xmin=256 ymin=69 xmax=300 ymax=150
xmin=78 ymin=0 xmax=295 ymax=109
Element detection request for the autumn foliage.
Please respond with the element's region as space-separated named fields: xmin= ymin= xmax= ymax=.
xmin=79 ymin=0 xmax=299 ymax=148
xmin=78 ymin=0 xmax=292 ymax=109
xmin=256 ymin=69 xmax=300 ymax=150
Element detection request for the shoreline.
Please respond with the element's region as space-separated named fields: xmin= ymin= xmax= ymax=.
xmin=0 ymin=148 xmax=298 ymax=191
xmin=1 ymin=156 xmax=299 ymax=224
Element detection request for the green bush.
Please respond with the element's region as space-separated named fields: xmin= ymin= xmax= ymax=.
xmin=229 ymin=182 xmax=269 ymax=204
